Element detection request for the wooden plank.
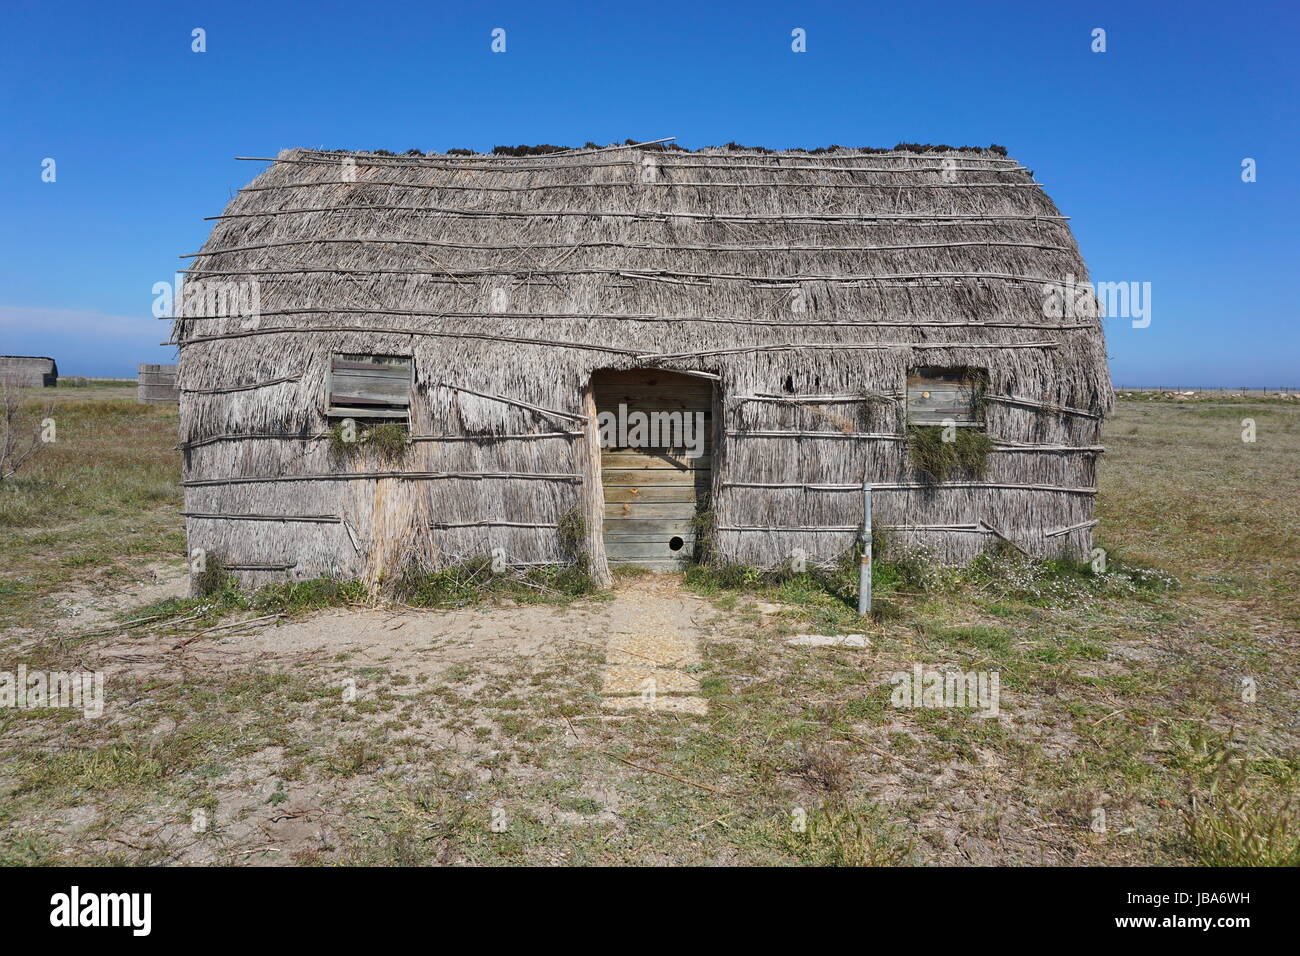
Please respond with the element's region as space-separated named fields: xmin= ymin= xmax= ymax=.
xmin=608 ymin=559 xmax=691 ymax=570
xmin=606 ymin=542 xmax=693 ymax=560
xmin=603 ymin=486 xmax=700 ymax=504
xmin=599 ymin=452 xmax=711 ymax=469
xmin=604 ymin=532 xmax=697 ymax=544
xmin=604 ymin=517 xmax=696 ymax=535
xmin=326 ymin=405 xmax=409 ymax=419
xmin=604 ymin=502 xmax=699 ymax=519
xmin=601 ymin=469 xmax=710 ymax=487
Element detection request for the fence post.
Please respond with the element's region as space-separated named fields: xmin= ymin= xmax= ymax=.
xmin=858 ymin=482 xmax=872 ymax=618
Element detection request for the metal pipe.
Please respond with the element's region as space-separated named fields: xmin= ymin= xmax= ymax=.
xmin=858 ymin=482 xmax=873 ymax=617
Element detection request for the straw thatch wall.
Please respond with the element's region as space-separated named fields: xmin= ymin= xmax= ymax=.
xmin=174 ymin=144 xmax=1111 ymax=589
xmin=137 ymin=364 xmax=179 ymax=404
xmin=0 ymin=355 xmax=58 ymax=388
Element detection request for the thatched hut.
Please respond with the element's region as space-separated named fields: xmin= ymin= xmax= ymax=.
xmin=0 ymin=356 xmax=58 ymax=387
xmin=137 ymin=364 xmax=179 ymax=404
xmin=174 ymin=143 xmax=1110 ymax=589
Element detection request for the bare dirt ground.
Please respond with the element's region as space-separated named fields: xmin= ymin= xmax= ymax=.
xmin=8 ymin=562 xmax=1295 ymax=866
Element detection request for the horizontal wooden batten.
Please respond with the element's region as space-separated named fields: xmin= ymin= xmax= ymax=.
xmin=727 ymin=430 xmax=903 ymax=440
xmin=167 ymin=326 xmax=642 ymax=356
xmin=182 ymin=264 xmax=1078 ymax=289
xmin=181 ymin=373 xmax=302 ymax=394
xmin=719 ymin=525 xmax=860 ymax=533
xmin=184 ymin=471 xmax=583 ymax=487
xmin=984 ymin=394 xmax=1103 ymax=419
xmin=644 ymin=342 xmax=1058 ymax=362
xmin=179 ymin=430 xmax=579 ymax=449
xmin=1045 ymin=518 xmax=1100 ymax=537
xmin=439 ymin=383 xmax=589 ymax=424
xmin=183 ymin=237 xmax=1071 ymax=259
xmin=879 ymin=524 xmax=994 ymax=534
xmin=163 ymin=309 xmax=1090 ymax=332
xmin=721 ymin=481 xmax=1097 ymax=493
xmin=240 ymin=178 xmax=1044 ymax=195
xmin=737 ymin=392 xmax=900 ymax=403
xmin=430 ymin=520 xmax=559 ymax=529
xmin=183 ymin=512 xmax=342 ymax=523
xmin=206 ymin=205 xmax=1069 ymax=224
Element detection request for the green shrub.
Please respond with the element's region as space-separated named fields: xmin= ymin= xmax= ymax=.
xmin=968 ymin=541 xmax=1176 ymax=606
xmin=393 ymin=555 xmax=596 ymax=608
xmin=690 ymin=497 xmax=716 ymax=563
xmin=556 ymin=508 xmax=588 ymax=570
xmin=328 ymin=420 xmax=409 ymax=460
xmin=905 ymin=425 xmax=993 ymax=483
xmin=192 ymin=550 xmax=233 ymax=597
xmin=779 ymin=805 xmax=914 ymax=866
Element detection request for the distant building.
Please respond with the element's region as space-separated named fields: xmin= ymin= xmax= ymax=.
xmin=138 ymin=364 xmax=179 ymax=404
xmin=0 ymin=355 xmax=58 ymax=387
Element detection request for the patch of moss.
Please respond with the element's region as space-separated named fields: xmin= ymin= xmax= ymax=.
xmin=905 ymin=425 xmax=994 ymax=483
xmin=328 ymin=421 xmax=409 ymax=461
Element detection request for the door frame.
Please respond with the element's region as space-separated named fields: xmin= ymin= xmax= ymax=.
xmin=579 ymin=368 xmax=720 ymax=585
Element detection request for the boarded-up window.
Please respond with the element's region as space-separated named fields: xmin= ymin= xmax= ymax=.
xmin=326 ymin=354 xmax=412 ymax=420
xmin=906 ymin=368 xmax=983 ymax=426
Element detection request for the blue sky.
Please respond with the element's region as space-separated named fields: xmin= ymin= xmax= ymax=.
xmin=1 ymin=0 xmax=1296 ymax=384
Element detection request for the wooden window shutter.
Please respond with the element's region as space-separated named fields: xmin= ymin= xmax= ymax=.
xmin=906 ymin=368 xmax=983 ymax=426
xmin=327 ymin=354 xmax=412 ymax=419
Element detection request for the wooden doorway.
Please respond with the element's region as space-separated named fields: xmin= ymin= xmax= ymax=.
xmin=592 ymin=370 xmax=713 ymax=571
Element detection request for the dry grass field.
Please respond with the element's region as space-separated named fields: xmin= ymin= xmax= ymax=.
xmin=0 ymin=386 xmax=1296 ymax=865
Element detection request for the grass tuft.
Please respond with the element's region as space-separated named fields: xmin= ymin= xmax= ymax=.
xmin=393 ymin=555 xmax=597 ymax=608
xmin=906 ymin=425 xmax=993 ymax=483
xmin=328 ymin=420 xmax=409 ymax=460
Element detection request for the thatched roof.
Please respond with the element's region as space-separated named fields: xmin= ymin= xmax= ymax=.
xmin=175 ymin=143 xmax=1111 ymax=584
